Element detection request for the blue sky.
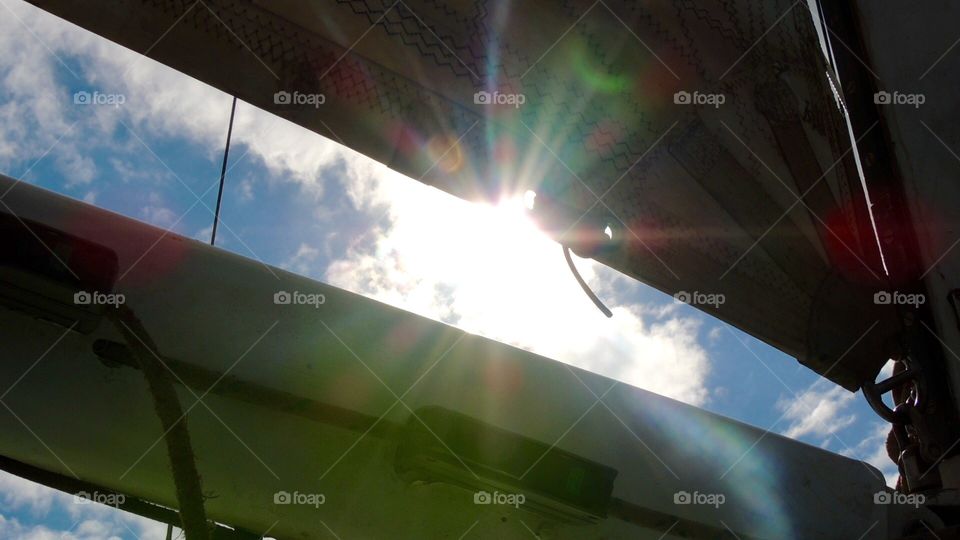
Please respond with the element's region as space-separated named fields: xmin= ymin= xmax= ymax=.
xmin=0 ymin=1 xmax=895 ymax=538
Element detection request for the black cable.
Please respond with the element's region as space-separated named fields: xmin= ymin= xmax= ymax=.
xmin=211 ymin=96 xmax=237 ymax=246
xmin=563 ymin=244 xmax=613 ymax=318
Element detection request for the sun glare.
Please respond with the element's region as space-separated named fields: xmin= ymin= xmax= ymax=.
xmin=376 ymin=182 xmax=578 ymax=336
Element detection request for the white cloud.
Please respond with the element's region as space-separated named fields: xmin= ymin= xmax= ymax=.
xmin=775 ymin=382 xmax=904 ymax=486
xmin=0 ymin=514 xmax=94 ymax=540
xmin=283 ymin=242 xmax=322 ymax=275
xmin=0 ymin=513 xmax=161 ymax=540
xmin=778 ymin=380 xmax=857 ymax=440
xmin=0 ymin=0 xmax=368 ymax=200
xmin=0 ymin=472 xmax=169 ymax=539
xmin=326 ymin=167 xmax=713 ymax=405
xmin=194 ymin=224 xmax=213 ymax=242
xmin=141 ymin=205 xmax=177 ymax=228
xmin=0 ymin=472 xmax=56 ymax=514
xmin=56 ymin=152 xmax=96 ymax=185
xmin=237 ymin=178 xmax=255 ymax=202
xmin=108 ymin=158 xmax=161 ymax=184
xmin=0 ymin=5 xmax=88 ymax=182
xmin=776 ymin=362 xmax=901 ymax=486
xmin=707 ymin=326 xmax=723 ymax=344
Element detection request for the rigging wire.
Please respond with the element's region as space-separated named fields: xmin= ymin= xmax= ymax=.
xmin=211 ymin=96 xmax=237 ymax=246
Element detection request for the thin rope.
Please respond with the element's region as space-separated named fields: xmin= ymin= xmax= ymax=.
xmin=563 ymin=244 xmax=613 ymax=318
xmin=109 ymin=306 xmax=210 ymax=540
xmin=211 ymin=96 xmax=237 ymax=246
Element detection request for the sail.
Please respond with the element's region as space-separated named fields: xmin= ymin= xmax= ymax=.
xmin=25 ymin=0 xmax=900 ymax=389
